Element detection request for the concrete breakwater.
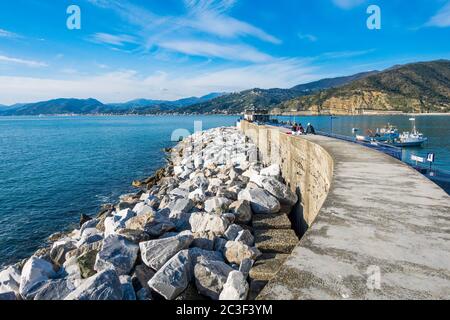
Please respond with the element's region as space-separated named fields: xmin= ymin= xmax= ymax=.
xmin=0 ymin=126 xmax=300 ymax=301
xmin=240 ymin=121 xmax=450 ymax=300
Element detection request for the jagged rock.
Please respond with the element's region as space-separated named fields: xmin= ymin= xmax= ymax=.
xmin=65 ymin=241 xmax=102 ymax=261
xmin=217 ymin=188 xmax=238 ymax=201
xmin=235 ymin=230 xmax=255 ymax=246
xmin=77 ymin=249 xmax=99 ymax=279
xmin=77 ymin=228 xmax=103 ymax=247
xmin=222 ymin=213 xmax=236 ymax=224
xmin=194 ymin=258 xmax=234 ymax=300
xmin=117 ymin=200 xmax=139 ymax=211
xmin=261 ymin=177 xmax=298 ymax=206
xmin=224 ymin=224 xmax=244 ymax=241
xmin=148 ymin=250 xmax=192 ymax=300
xmin=104 ymin=209 xmax=135 ymax=237
xmin=79 ymin=214 xmax=92 ymax=228
xmin=238 ymin=188 xmax=280 ymax=214
xmin=65 ymin=269 xmax=122 ymax=300
xmin=205 ymin=197 xmax=232 ymax=213
xmin=136 ymin=288 xmax=153 ymax=300
xmin=239 ymin=259 xmax=254 ymax=279
xmin=132 ymin=203 xmax=155 ymax=216
xmin=132 ymin=264 xmax=155 ymax=291
xmin=224 ymin=241 xmax=261 ymax=265
xmin=192 ymin=175 xmax=209 ymax=190
xmin=140 ymin=232 xmax=194 ymax=271
xmin=117 ymin=229 xmax=151 ymax=243
xmin=219 ymin=271 xmax=249 ymax=300
xmin=191 ymin=232 xmax=215 ymax=251
xmin=50 ymin=238 xmax=77 ymax=266
xmin=125 ymin=212 xmax=175 ymax=237
xmin=120 ymin=276 xmax=136 ymax=300
xmin=19 ymin=257 xmax=57 ymax=300
xmin=80 ymin=218 xmax=100 ymax=235
xmin=175 ymin=283 xmax=206 ymax=301
xmin=62 ymin=257 xmax=82 ymax=286
xmin=148 ymin=247 xmax=224 ymax=300
xmin=168 ymin=199 xmax=194 ymax=231
xmin=170 ymin=188 xmax=189 ymax=199
xmin=94 ymin=235 xmax=139 ymax=276
xmin=189 ymin=247 xmax=225 ymax=265
xmin=188 ymin=188 xmax=206 ymax=203
xmin=0 ymin=291 xmax=16 ymax=300
xmin=170 ymin=198 xmax=194 ymax=214
xmin=229 ymin=200 xmax=252 ymax=224
xmin=33 ymin=279 xmax=76 ymax=300
xmin=260 ymin=164 xmax=281 ymax=178
xmin=190 ymin=212 xmax=229 ymax=236
xmin=214 ymin=238 xmax=228 ymax=253
xmin=0 ymin=266 xmax=21 ymax=297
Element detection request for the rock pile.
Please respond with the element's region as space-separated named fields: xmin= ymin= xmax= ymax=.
xmin=0 ymin=127 xmax=298 ymax=301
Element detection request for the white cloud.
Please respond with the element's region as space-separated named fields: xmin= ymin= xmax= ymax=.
xmin=0 ymin=55 xmax=48 ymax=68
xmin=0 ymin=60 xmax=322 ymax=105
xmin=318 ymin=49 xmax=375 ymax=59
xmin=90 ymin=33 xmax=138 ymax=46
xmin=182 ymin=0 xmax=281 ymax=44
xmin=332 ymin=0 xmax=365 ymax=9
xmin=427 ymin=2 xmax=450 ymax=27
xmin=159 ymin=40 xmax=273 ymax=63
xmin=87 ymin=0 xmax=281 ymax=63
xmin=0 ymin=28 xmax=19 ymax=38
xmin=298 ymin=33 xmax=318 ymax=42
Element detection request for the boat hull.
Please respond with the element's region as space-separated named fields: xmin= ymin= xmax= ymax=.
xmin=391 ymin=138 xmax=428 ymax=147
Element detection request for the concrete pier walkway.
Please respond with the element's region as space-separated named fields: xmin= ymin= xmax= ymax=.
xmin=256 ymin=133 xmax=450 ymax=300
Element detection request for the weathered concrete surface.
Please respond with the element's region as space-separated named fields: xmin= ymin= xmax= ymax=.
xmin=240 ymin=121 xmax=333 ymax=231
xmin=241 ymin=122 xmax=450 ymax=300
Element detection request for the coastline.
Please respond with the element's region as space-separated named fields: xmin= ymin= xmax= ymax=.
xmin=0 ymin=112 xmax=450 ymax=117
xmin=0 ymin=126 xmax=299 ymax=300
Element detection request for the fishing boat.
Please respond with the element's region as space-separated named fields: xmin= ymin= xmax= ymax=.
xmin=355 ymin=124 xmax=399 ymax=142
xmin=381 ymin=118 xmax=428 ymax=147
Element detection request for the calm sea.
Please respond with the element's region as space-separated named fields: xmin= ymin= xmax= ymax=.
xmin=0 ymin=115 xmax=448 ymax=266
xmin=276 ymin=115 xmax=450 ymax=171
xmin=0 ymin=115 xmax=238 ymax=266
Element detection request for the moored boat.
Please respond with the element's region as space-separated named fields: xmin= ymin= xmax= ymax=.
xmin=387 ymin=118 xmax=428 ymax=147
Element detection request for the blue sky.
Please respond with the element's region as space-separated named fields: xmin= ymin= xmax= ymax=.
xmin=0 ymin=0 xmax=449 ymax=104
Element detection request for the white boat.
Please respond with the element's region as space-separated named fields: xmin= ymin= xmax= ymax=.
xmin=390 ymin=118 xmax=428 ymax=147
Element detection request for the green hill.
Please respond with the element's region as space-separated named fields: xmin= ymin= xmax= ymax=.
xmin=182 ymin=72 xmax=377 ymax=114
xmin=279 ymin=60 xmax=450 ymax=114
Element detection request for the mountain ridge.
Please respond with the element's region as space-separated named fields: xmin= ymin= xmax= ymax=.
xmin=181 ymin=71 xmax=378 ymax=114
xmin=1 ymin=60 xmax=449 ymax=115
xmin=278 ymin=60 xmax=450 ymax=114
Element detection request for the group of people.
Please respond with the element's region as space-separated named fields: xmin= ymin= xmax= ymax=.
xmin=291 ymin=122 xmax=316 ymax=136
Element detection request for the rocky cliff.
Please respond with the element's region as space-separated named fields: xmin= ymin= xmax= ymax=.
xmin=278 ymin=60 xmax=450 ymax=114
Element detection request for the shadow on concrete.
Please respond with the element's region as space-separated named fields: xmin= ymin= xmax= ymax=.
xmin=289 ymin=186 xmax=308 ymax=238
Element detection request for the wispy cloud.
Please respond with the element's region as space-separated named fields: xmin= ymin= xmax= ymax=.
xmin=332 ymin=0 xmax=366 ymax=9
xmin=87 ymin=0 xmax=280 ymax=62
xmin=158 ymin=40 xmax=273 ymax=63
xmin=0 ymin=55 xmax=47 ymax=67
xmin=318 ymin=49 xmax=375 ymax=60
xmin=426 ymin=1 xmax=450 ymax=27
xmin=90 ymin=32 xmax=138 ymax=46
xmin=181 ymin=0 xmax=281 ymax=44
xmin=0 ymin=28 xmax=20 ymax=38
xmin=298 ymin=33 xmax=318 ymax=42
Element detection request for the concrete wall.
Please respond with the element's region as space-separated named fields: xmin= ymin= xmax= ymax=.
xmin=240 ymin=121 xmax=333 ymax=231
xmin=241 ymin=124 xmax=450 ymax=300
